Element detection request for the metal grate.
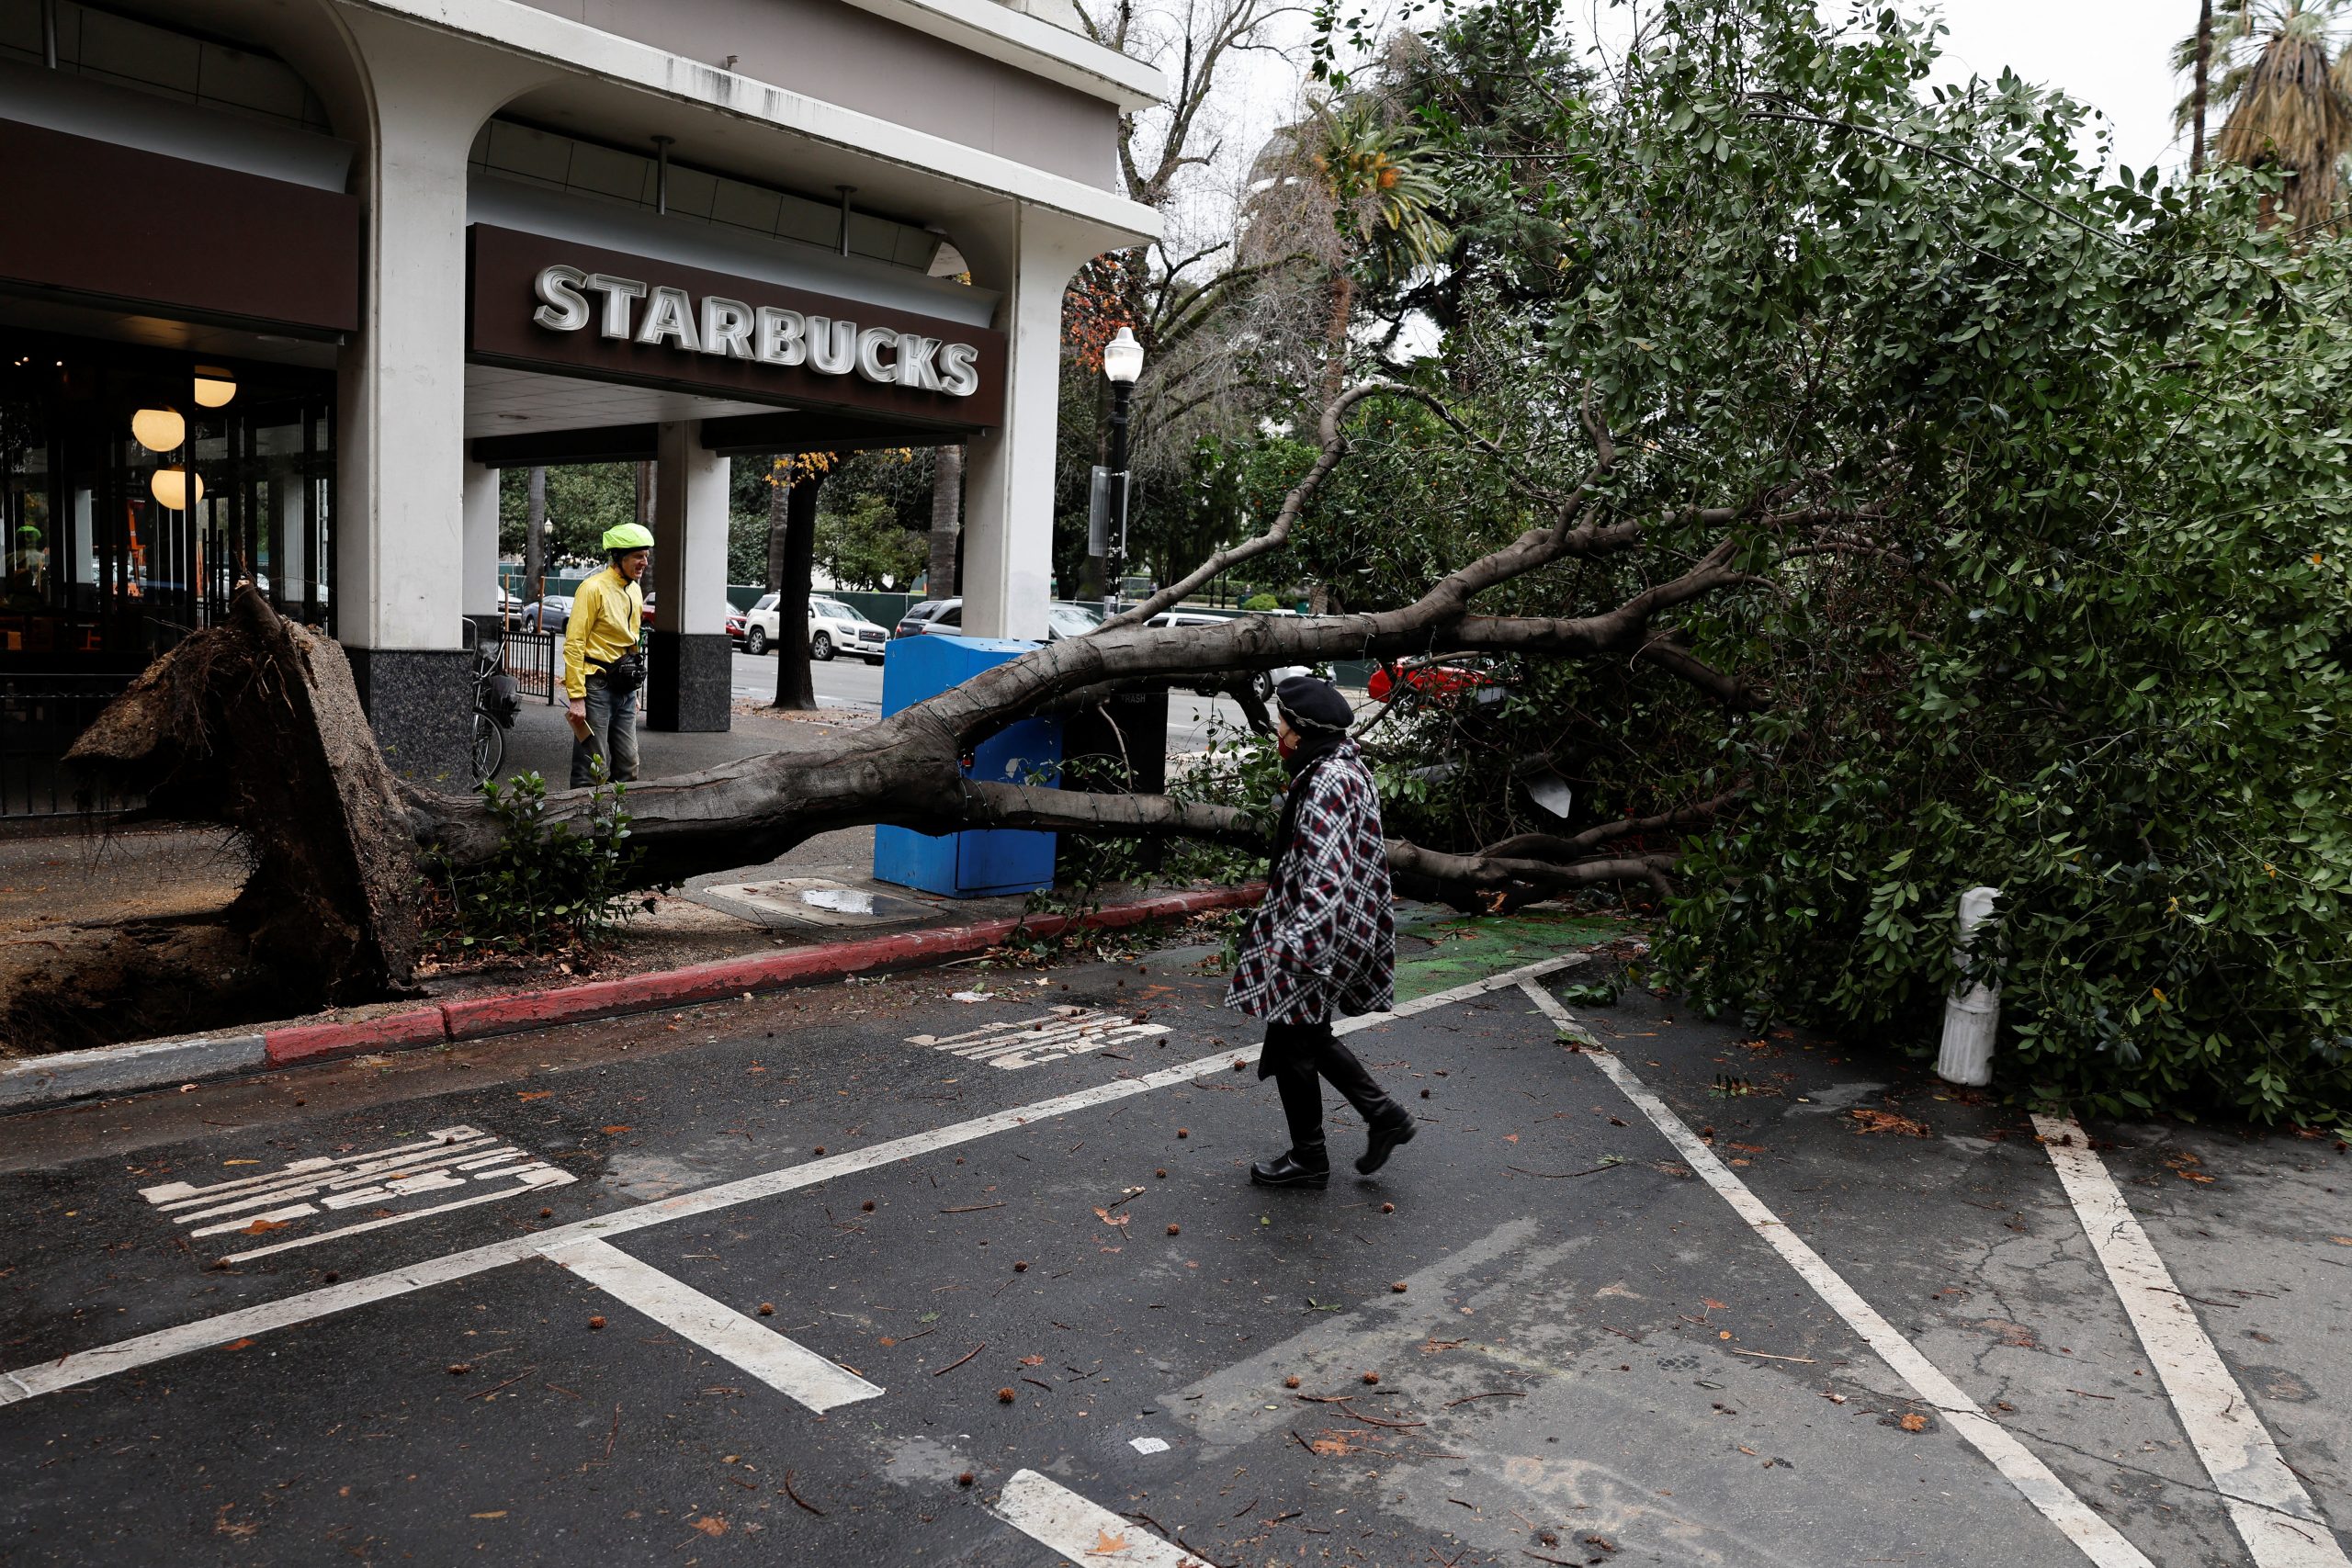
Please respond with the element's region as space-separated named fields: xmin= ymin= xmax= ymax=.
xmin=0 ymin=673 xmax=143 ymax=819
xmin=499 ymin=626 xmax=561 ymax=705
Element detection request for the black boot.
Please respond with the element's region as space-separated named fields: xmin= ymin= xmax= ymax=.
xmin=1250 ymin=1151 xmax=1330 ymax=1188
xmin=1355 ymin=1111 xmax=1417 ymax=1175
xmin=1308 ymin=1035 xmax=1416 ymax=1174
xmin=1253 ymin=1065 xmax=1330 ymax=1188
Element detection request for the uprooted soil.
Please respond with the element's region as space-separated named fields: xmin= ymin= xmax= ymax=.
xmin=1 ymin=588 xmax=422 ymax=1056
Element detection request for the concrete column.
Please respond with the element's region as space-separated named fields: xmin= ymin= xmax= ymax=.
xmin=329 ymin=14 xmax=550 ymax=779
xmin=957 ymin=207 xmax=1101 ymax=641
xmin=646 ymin=422 xmax=732 ymax=732
xmin=268 ymin=472 xmax=307 ymax=612
xmin=459 ymin=460 xmax=501 ymax=626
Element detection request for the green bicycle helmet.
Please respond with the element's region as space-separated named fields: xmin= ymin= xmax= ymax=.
xmin=602 ymin=522 xmax=654 ymax=552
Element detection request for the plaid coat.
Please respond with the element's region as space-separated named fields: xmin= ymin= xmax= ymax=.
xmin=1227 ymin=740 xmax=1396 ymax=1026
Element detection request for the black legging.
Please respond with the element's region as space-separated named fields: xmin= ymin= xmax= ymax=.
xmin=1263 ymin=1019 xmax=1403 ymax=1164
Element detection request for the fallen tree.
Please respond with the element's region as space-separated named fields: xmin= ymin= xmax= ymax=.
xmin=5 ymin=375 xmax=1804 ymax=1052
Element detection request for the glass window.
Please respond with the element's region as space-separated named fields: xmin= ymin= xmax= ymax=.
xmin=1 ymin=339 xmax=334 ymax=659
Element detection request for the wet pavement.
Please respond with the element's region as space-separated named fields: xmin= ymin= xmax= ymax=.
xmin=2 ymin=925 xmax=2346 ymax=1566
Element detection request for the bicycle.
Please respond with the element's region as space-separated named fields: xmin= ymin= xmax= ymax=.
xmin=465 ymin=622 xmax=522 ymax=785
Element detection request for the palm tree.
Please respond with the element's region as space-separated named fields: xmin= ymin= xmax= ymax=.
xmin=1246 ymin=94 xmax=1451 ymax=400
xmin=2176 ymin=0 xmax=2352 ymax=231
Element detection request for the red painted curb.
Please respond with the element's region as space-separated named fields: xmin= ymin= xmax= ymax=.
xmin=441 ymin=882 xmax=1261 ymax=1043
xmin=266 ymin=1007 xmax=449 ymax=1067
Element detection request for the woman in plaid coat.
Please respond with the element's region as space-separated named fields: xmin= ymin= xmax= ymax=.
xmin=1227 ymin=677 xmax=1411 ymax=1188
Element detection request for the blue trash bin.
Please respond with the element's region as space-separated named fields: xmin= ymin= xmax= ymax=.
xmin=872 ymin=634 xmax=1063 ymax=897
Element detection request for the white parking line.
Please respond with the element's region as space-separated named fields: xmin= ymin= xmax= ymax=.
xmin=1521 ymin=981 xmax=2157 ymax=1568
xmin=2033 ymin=1113 xmax=2350 ymax=1567
xmin=0 ymin=953 xmax=1588 ymax=1408
xmin=990 ymin=1470 xmax=1212 ymax=1567
xmin=542 ymin=1236 xmax=883 ymax=1413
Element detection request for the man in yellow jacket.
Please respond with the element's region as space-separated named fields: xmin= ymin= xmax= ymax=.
xmin=564 ymin=523 xmax=651 ymax=787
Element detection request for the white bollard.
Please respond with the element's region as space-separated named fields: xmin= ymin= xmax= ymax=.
xmin=1934 ymin=886 xmax=2003 ymax=1088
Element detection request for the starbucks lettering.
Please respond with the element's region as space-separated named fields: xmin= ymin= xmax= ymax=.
xmin=467 ymin=225 xmax=1006 ymax=430
xmin=529 ymin=265 xmax=984 ymax=398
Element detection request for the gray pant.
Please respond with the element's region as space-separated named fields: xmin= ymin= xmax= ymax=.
xmin=570 ymin=675 xmax=639 ymax=788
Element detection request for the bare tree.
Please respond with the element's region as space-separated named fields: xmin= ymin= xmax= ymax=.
xmin=771 ymin=465 xmax=826 ymax=711
xmin=763 ymin=460 xmax=789 ymax=594
xmin=927 ymin=444 xmax=962 ymax=595
xmin=524 ymin=466 xmax=547 ymax=604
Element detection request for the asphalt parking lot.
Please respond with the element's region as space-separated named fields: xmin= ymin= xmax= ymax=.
xmin=3 ymin=938 xmax=2346 ymax=1566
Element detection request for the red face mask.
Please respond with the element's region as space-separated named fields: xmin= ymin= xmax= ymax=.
xmin=1277 ymin=728 xmax=1299 ymax=761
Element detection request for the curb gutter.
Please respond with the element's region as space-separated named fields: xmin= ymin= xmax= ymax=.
xmin=0 ymin=883 xmax=1263 ymax=1113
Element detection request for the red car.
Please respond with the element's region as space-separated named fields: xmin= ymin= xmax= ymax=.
xmin=1368 ymin=659 xmax=1498 ymax=704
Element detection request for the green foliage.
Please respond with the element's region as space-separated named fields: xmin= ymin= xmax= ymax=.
xmin=728 ymin=503 xmax=773 ymax=587
xmin=1258 ymin=0 xmax=2352 ymax=1123
xmin=817 ymin=491 xmax=927 ymax=591
xmin=1240 ymin=592 xmax=1283 ymax=612
xmin=499 ymin=464 xmax=639 ymax=565
xmin=422 ymin=771 xmax=652 ymax=958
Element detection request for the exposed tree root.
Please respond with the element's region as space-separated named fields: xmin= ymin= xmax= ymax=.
xmin=2 ymin=590 xmax=424 ymax=1054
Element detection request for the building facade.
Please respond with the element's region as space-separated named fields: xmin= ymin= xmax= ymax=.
xmin=0 ymin=0 xmax=1159 ymax=780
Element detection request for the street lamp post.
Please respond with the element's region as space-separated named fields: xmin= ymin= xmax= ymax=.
xmin=1100 ymin=326 xmax=1142 ymax=621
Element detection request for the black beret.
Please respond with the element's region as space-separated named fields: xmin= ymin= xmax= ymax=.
xmin=1274 ymin=675 xmax=1353 ymax=733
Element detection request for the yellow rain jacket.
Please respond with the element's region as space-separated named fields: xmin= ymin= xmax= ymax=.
xmin=562 ymin=566 xmax=643 ymax=699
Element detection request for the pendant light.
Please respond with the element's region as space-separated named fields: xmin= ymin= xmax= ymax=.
xmin=150 ymin=467 xmax=204 ymax=511
xmin=131 ymin=407 xmax=186 ymax=453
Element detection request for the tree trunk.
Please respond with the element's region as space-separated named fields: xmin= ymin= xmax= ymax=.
xmin=772 ymin=467 xmax=825 ymax=711
xmin=928 ymin=445 xmax=962 ymax=596
xmin=524 ymin=466 xmax=547 ymax=604
xmin=764 ymin=460 xmax=789 ymax=593
xmin=1321 ymin=269 xmax=1355 ymax=406
xmin=2191 ymin=0 xmax=2212 ymax=181
xmin=634 ymin=459 xmax=652 ymax=526
xmin=14 ymin=383 xmax=1781 ymax=1052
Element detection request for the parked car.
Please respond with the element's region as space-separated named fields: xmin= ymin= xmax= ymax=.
xmin=893 ymin=598 xmax=1102 ymax=644
xmin=640 ymin=592 xmax=655 ymax=630
xmin=893 ymin=598 xmax=960 ymax=638
xmin=736 ymin=592 xmax=888 ymax=662
xmin=1146 ymin=608 xmax=1306 ymax=698
xmin=724 ymin=605 xmax=748 ymax=646
xmin=1045 ymin=601 xmax=1104 ymax=640
xmin=521 ymin=594 xmax=572 ymax=632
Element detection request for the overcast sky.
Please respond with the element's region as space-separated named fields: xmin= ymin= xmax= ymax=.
xmin=1922 ymin=0 xmax=2187 ymax=178
xmin=1159 ymin=0 xmax=2196 ymax=268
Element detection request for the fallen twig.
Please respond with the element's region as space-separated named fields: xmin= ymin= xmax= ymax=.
xmin=938 ymin=1201 xmax=1006 ymax=1214
xmin=463 ymin=1369 xmax=535 ymax=1402
xmin=933 ymin=1341 xmax=987 ymax=1376
xmin=782 ymin=1469 xmax=826 ymax=1516
xmin=1726 ymin=1348 xmax=1815 ymax=1363
xmin=1337 ymin=1397 xmax=1424 ymax=1429
xmin=1505 ymin=1163 xmax=1623 ymax=1179
xmin=1444 ymin=1390 xmax=1528 ymax=1407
